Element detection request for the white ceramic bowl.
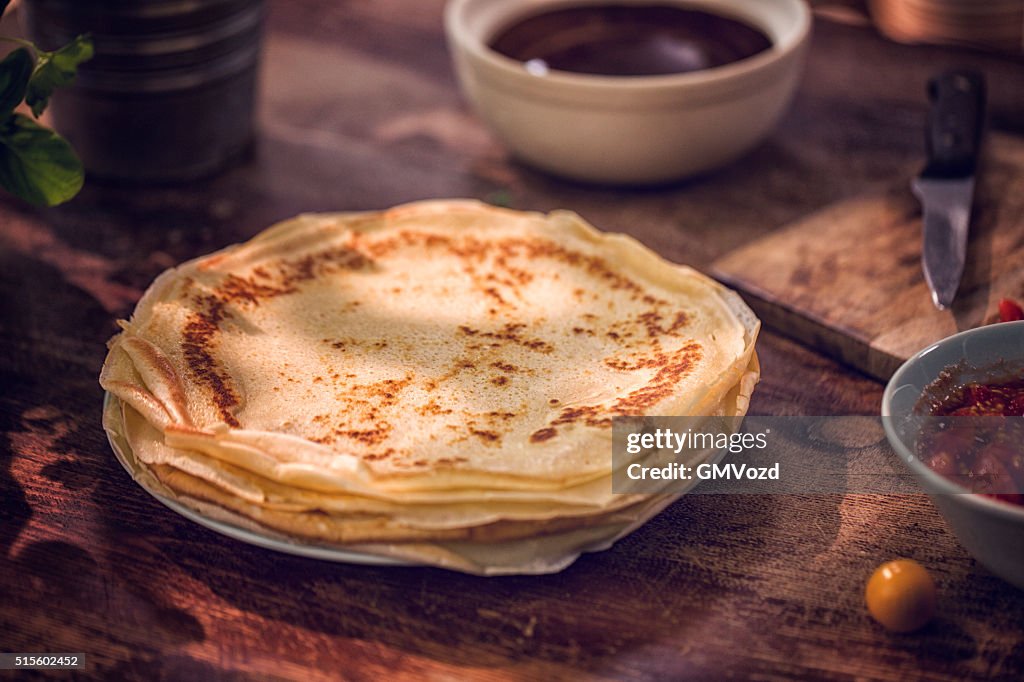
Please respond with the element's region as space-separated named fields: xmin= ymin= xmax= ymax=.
xmin=882 ymin=322 xmax=1024 ymax=589
xmin=444 ymin=0 xmax=811 ymax=184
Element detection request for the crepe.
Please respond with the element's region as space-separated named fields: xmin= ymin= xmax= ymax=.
xmin=100 ymin=199 xmax=759 ymax=573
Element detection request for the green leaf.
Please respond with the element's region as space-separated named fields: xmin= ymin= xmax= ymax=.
xmin=0 ymin=48 xmax=34 ymax=118
xmin=0 ymin=114 xmax=84 ymax=206
xmin=26 ymin=34 xmax=93 ymax=117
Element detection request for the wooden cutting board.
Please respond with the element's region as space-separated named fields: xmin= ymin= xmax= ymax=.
xmin=710 ymin=132 xmax=1024 ymax=381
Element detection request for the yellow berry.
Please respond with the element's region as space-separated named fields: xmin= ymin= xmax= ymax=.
xmin=865 ymin=559 xmax=936 ymax=633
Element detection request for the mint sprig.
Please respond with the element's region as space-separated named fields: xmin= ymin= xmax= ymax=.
xmin=26 ymin=34 xmax=93 ymax=117
xmin=0 ymin=47 xmax=32 ymax=117
xmin=0 ymin=5 xmax=92 ymax=206
xmin=0 ymin=112 xmax=85 ymax=205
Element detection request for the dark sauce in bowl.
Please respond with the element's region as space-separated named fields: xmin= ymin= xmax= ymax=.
xmin=917 ymin=367 xmax=1024 ymax=506
xmin=488 ymin=4 xmax=773 ymax=77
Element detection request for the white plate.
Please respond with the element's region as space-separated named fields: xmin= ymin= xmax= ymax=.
xmin=102 ymin=392 xmax=409 ymax=566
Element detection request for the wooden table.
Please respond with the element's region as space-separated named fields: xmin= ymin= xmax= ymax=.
xmin=3 ymin=1 xmax=1024 ymax=679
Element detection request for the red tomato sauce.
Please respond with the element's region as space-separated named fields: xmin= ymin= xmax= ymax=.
xmin=930 ymin=378 xmax=1024 ymax=417
xmin=918 ymin=373 xmax=1024 ymax=506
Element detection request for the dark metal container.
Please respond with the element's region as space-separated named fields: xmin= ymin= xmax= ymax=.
xmin=22 ymin=0 xmax=265 ymax=182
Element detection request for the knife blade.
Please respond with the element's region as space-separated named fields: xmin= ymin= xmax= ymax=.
xmin=911 ymin=69 xmax=985 ymax=310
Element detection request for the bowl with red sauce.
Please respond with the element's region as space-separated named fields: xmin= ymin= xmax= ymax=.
xmin=883 ymin=321 xmax=1024 ymax=588
xmin=444 ymin=0 xmax=811 ymax=184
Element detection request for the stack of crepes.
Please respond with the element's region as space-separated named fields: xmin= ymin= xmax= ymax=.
xmin=100 ymin=200 xmax=759 ymax=574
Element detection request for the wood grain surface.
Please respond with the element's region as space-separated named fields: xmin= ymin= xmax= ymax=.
xmin=711 ymin=133 xmax=1024 ymax=380
xmin=2 ymin=1 xmax=1024 ymax=680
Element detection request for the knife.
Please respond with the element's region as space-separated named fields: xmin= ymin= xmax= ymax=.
xmin=911 ymin=69 xmax=986 ymax=310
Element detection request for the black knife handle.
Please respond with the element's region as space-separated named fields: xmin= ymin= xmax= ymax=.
xmin=923 ymin=70 xmax=986 ymax=178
